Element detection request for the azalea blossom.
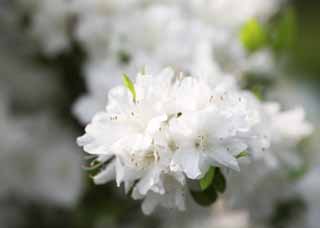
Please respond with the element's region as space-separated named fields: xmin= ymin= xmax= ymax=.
xmin=77 ymin=67 xmax=275 ymax=213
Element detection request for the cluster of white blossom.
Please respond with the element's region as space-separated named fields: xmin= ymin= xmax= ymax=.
xmin=77 ymin=67 xmax=312 ymax=214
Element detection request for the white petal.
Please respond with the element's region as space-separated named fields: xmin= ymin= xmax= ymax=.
xmin=175 ymin=189 xmax=186 ymax=211
xmin=136 ymin=168 xmax=161 ymax=195
xmin=172 ymin=150 xmax=202 ymax=179
xmin=115 ymin=158 xmax=125 ymax=187
xmin=145 ymin=114 xmax=168 ymax=136
xmin=209 ymin=148 xmax=240 ymax=171
xmin=141 ymin=193 xmax=159 ymax=215
xmin=93 ymin=161 xmax=115 ymax=184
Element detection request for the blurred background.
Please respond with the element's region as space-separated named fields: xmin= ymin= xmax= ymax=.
xmin=0 ymin=0 xmax=319 ymax=228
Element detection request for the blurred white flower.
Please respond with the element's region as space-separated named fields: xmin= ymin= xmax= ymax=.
xmin=188 ymin=0 xmax=281 ymax=29
xmin=225 ymin=101 xmax=313 ymax=224
xmin=28 ymin=0 xmax=76 ymax=55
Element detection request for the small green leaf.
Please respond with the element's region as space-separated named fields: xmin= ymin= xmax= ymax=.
xmin=236 ymin=151 xmax=249 ymax=159
xmin=200 ymin=167 xmax=215 ymax=191
xmin=212 ymin=168 xmax=226 ymax=193
xmin=122 ymin=74 xmax=136 ymax=102
xmin=191 ymin=184 xmax=218 ymax=206
xmin=240 ymin=18 xmax=267 ymax=53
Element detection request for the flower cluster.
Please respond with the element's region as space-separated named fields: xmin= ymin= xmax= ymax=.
xmin=77 ymin=67 xmax=276 ymax=214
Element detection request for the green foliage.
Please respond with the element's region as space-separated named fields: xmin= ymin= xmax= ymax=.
xmin=269 ymin=198 xmax=306 ymax=228
xmin=191 ymin=167 xmax=227 ymax=206
xmin=211 ymin=168 xmax=226 ymax=193
xmin=288 ymin=164 xmax=308 ymax=181
xmin=241 ymin=73 xmax=274 ymax=101
xmin=236 ymin=151 xmax=249 ymax=159
xmin=200 ymin=167 xmax=215 ymax=190
xmin=191 ymin=184 xmax=218 ymax=207
xmin=122 ymin=74 xmax=136 ymax=102
xmin=240 ymin=18 xmax=268 ymax=53
xmin=240 ymin=8 xmax=298 ymax=55
xmin=271 ymin=8 xmax=297 ymax=52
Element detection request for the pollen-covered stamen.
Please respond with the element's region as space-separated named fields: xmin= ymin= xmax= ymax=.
xmin=109 ymin=115 xmax=118 ymax=121
xmin=128 ymin=148 xmax=160 ymax=169
xmin=195 ymin=134 xmax=209 ymax=151
xmin=168 ymin=140 xmax=179 ymax=152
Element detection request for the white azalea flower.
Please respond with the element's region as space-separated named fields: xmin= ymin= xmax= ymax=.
xmin=169 ymin=108 xmax=244 ymax=178
xmin=78 ymin=67 xmax=275 ymax=213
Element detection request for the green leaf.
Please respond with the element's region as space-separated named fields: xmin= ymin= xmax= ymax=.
xmin=200 ymin=167 xmax=215 ymax=191
xmin=192 ymin=167 xmax=227 ymax=207
xmin=212 ymin=168 xmax=226 ymax=193
xmin=240 ymin=18 xmax=267 ymax=53
xmin=191 ymin=184 xmax=218 ymax=207
xmin=236 ymin=151 xmax=249 ymax=159
xmin=122 ymin=74 xmax=136 ymax=102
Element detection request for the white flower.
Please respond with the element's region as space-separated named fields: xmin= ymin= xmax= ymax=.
xmin=78 ymin=68 xmax=178 ymax=200
xmin=78 ymin=67 xmax=273 ymax=213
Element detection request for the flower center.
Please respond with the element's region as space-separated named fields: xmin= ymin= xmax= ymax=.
xmin=129 ymin=149 xmax=159 ymax=169
xmin=195 ymin=134 xmax=209 ymax=152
